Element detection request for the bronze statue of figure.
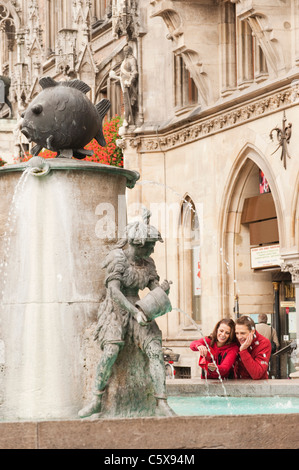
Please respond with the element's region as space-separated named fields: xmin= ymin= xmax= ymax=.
xmin=79 ymin=209 xmax=175 ymax=418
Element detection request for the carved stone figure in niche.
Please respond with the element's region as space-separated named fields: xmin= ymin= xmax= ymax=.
xmin=110 ymin=45 xmax=138 ymax=127
xmin=0 ymin=75 xmax=12 ymax=117
xmin=79 ymin=209 xmax=175 ymax=418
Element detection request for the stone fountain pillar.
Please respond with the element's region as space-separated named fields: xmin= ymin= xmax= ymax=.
xmin=0 ymin=158 xmax=139 ymax=421
xmin=281 ymin=257 xmax=299 ymax=379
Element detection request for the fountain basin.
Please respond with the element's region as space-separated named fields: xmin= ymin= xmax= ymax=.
xmin=166 ymin=378 xmax=299 ymax=398
xmin=0 ymin=159 xmax=139 ymax=188
xmin=0 ymin=159 xmax=139 ymax=421
xmin=0 ymin=411 xmax=298 ymax=449
xmin=0 ymin=379 xmax=298 ymax=449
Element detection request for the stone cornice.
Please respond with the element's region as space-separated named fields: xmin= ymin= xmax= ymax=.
xmin=123 ymin=80 xmax=299 ymax=153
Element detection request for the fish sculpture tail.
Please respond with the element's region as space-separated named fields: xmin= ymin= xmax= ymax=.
xmin=96 ymin=99 xmax=111 ymax=119
xmin=95 ymin=99 xmax=111 ymax=147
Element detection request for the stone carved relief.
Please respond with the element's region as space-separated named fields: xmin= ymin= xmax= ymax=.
xmin=156 ymin=8 xmax=181 ymax=39
xmin=281 ymin=261 xmax=299 ymax=283
xmin=55 ymin=1 xmax=93 ymax=77
xmin=76 ymin=44 xmax=99 ymax=76
xmin=125 ymin=82 xmax=299 ymax=153
xmin=55 ymin=28 xmax=78 ymax=76
xmin=27 ymin=0 xmax=43 ymax=48
xmin=1 ymin=1 xmax=47 ymax=115
xmin=73 ymin=1 xmax=92 ymax=48
xmin=0 ymin=2 xmax=16 ymax=32
xmin=112 ymin=0 xmax=140 ymax=40
xmin=0 ymin=4 xmax=29 ymax=116
xmin=0 ymin=3 xmax=16 ymax=72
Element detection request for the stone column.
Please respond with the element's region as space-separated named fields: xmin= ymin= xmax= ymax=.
xmin=272 ymin=281 xmax=281 ymax=378
xmin=292 ymin=0 xmax=299 ymax=66
xmin=0 ymin=159 xmax=139 ymax=420
xmin=281 ymin=259 xmax=299 ymax=378
xmin=220 ymin=0 xmax=236 ymax=96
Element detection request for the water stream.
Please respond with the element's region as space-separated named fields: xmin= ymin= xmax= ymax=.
xmin=0 ymin=165 xmax=84 ymax=420
xmin=172 ymin=307 xmax=233 ymax=413
xmin=0 ymin=168 xmax=31 ymax=300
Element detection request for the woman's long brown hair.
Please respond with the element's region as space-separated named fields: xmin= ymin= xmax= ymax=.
xmin=209 ymin=318 xmax=236 ymax=347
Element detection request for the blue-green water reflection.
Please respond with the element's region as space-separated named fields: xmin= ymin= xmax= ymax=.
xmin=168 ymin=396 xmax=299 ymax=416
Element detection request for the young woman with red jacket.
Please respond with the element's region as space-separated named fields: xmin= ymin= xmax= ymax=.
xmin=190 ymin=318 xmax=239 ymax=379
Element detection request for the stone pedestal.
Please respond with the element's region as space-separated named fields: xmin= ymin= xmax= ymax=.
xmin=99 ymin=339 xmax=156 ymax=418
xmin=0 ymin=159 xmax=139 ymax=421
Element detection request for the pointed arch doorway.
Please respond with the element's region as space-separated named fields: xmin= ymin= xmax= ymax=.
xmin=221 ymin=150 xmax=294 ymax=378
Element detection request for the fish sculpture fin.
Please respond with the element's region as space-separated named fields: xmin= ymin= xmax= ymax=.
xmin=46 ymin=134 xmax=55 ymax=151
xmin=73 ymin=149 xmax=93 ymax=159
xmin=95 ymin=130 xmax=106 ymax=148
xmin=39 ymin=77 xmax=91 ymax=94
xmin=94 ymin=99 xmax=111 ymax=147
xmin=31 ymin=144 xmax=43 ymax=156
xmin=60 ymin=79 xmax=91 ymax=94
xmin=95 ymin=99 xmax=111 ymax=120
xmin=39 ymin=77 xmax=58 ymax=89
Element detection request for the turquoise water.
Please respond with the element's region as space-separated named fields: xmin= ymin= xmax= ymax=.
xmin=168 ymin=396 xmax=299 ymax=416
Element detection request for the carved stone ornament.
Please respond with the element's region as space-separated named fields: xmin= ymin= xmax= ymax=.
xmin=0 ymin=3 xmax=15 ymax=34
xmin=112 ymin=0 xmax=140 ymax=39
xmin=127 ymin=83 xmax=299 ymax=153
xmin=55 ymin=29 xmax=78 ymax=76
xmin=281 ymin=261 xmax=299 ymax=283
xmin=269 ymin=111 xmax=292 ymax=169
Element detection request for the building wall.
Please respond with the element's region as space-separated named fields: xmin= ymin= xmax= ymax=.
xmin=123 ymin=0 xmax=299 ymax=377
xmin=126 ymin=95 xmax=298 ymax=361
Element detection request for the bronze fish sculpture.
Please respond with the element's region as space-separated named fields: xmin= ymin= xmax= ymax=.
xmin=20 ymin=77 xmax=111 ymax=159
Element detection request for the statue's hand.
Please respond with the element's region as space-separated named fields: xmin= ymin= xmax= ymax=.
xmin=160 ymin=279 xmax=172 ymax=295
xmin=135 ymin=308 xmax=150 ymax=326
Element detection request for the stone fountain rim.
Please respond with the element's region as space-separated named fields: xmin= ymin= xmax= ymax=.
xmin=0 ymin=158 xmax=140 ymax=189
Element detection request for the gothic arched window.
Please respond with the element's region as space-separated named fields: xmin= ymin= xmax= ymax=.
xmin=96 ymin=70 xmax=123 ymax=121
xmin=220 ymin=2 xmax=269 ymax=96
xmin=178 ymin=197 xmax=201 ymax=323
xmin=174 ymin=54 xmax=198 ymax=110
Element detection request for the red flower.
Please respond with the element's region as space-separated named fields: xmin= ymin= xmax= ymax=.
xmin=83 ymin=115 xmax=124 ymax=167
